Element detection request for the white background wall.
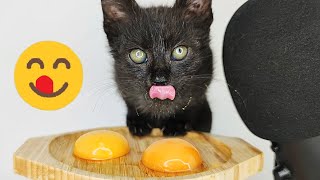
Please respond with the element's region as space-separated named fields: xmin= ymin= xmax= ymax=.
xmin=0 ymin=0 xmax=273 ymax=179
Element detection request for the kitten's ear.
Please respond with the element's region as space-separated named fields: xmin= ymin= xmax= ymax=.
xmin=174 ymin=0 xmax=212 ymax=19
xmin=101 ymin=0 xmax=138 ymax=22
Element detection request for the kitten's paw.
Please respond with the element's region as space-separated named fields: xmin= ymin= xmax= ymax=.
xmin=162 ymin=123 xmax=189 ymax=136
xmin=128 ymin=124 xmax=152 ymax=136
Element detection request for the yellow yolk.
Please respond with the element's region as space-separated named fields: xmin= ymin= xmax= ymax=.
xmin=142 ymin=138 xmax=202 ymax=172
xmin=73 ymin=130 xmax=130 ymax=160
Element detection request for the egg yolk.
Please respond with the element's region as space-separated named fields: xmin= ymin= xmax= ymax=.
xmin=73 ymin=130 xmax=130 ymax=160
xmin=142 ymin=138 xmax=202 ymax=172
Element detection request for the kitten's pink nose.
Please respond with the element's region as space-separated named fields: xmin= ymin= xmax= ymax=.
xmin=153 ymin=76 xmax=167 ymax=85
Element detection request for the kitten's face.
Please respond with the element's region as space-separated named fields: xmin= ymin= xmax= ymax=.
xmin=102 ymin=0 xmax=213 ymax=118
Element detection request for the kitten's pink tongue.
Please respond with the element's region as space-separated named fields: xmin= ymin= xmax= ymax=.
xmin=149 ymin=85 xmax=176 ymax=101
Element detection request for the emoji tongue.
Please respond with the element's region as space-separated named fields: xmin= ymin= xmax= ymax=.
xmin=36 ymin=75 xmax=54 ymax=94
xmin=149 ymin=85 xmax=176 ymax=100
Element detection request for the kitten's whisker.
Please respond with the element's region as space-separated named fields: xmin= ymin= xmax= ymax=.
xmin=90 ymin=84 xmax=123 ymax=112
xmin=93 ymin=89 xmax=118 ymax=112
xmin=92 ymin=85 xmax=141 ymax=112
xmin=188 ymin=84 xmax=208 ymax=90
xmin=117 ymin=76 xmax=138 ymax=79
xmin=182 ymin=76 xmax=213 ymax=80
xmin=211 ymin=78 xmax=226 ymax=83
xmin=86 ymin=78 xmax=116 ymax=88
xmin=86 ymin=84 xmax=118 ymax=97
xmin=198 ymin=55 xmax=214 ymax=59
xmin=191 ymin=74 xmax=213 ymax=76
xmin=116 ymin=84 xmax=144 ymax=98
xmin=144 ymin=92 xmax=149 ymax=101
xmin=93 ymin=92 xmax=107 ymax=112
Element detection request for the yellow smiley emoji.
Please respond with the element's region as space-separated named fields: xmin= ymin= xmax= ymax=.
xmin=15 ymin=41 xmax=83 ymax=110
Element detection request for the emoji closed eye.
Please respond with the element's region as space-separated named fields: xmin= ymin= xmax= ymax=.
xmin=27 ymin=58 xmax=44 ymax=69
xmin=53 ymin=58 xmax=71 ymax=69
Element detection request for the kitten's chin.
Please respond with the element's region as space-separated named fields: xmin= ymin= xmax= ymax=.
xmin=138 ymin=98 xmax=180 ymax=119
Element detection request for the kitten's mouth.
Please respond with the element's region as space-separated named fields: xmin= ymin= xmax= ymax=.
xmin=149 ymin=85 xmax=176 ymax=101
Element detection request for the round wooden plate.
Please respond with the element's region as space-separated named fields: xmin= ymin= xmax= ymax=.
xmin=14 ymin=127 xmax=263 ymax=180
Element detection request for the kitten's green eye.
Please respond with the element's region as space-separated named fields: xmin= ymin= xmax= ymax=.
xmin=129 ymin=49 xmax=147 ymax=64
xmin=172 ymin=46 xmax=188 ymax=61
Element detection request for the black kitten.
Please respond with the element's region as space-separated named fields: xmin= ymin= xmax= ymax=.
xmin=101 ymin=0 xmax=213 ymax=136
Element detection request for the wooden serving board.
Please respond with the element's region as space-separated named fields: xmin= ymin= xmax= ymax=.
xmin=14 ymin=127 xmax=263 ymax=180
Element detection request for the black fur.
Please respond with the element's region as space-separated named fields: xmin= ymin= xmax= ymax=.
xmin=101 ymin=0 xmax=214 ymax=136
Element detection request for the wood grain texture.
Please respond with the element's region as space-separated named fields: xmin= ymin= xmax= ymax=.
xmin=14 ymin=127 xmax=263 ymax=180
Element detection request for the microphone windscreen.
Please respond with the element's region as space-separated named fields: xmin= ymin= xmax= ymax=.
xmin=223 ymin=0 xmax=320 ymax=142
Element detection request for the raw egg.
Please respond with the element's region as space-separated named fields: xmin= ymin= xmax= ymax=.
xmin=142 ymin=138 xmax=202 ymax=172
xmin=73 ymin=130 xmax=130 ymax=160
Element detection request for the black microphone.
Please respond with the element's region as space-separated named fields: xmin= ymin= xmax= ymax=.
xmin=223 ymin=0 xmax=320 ymax=179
